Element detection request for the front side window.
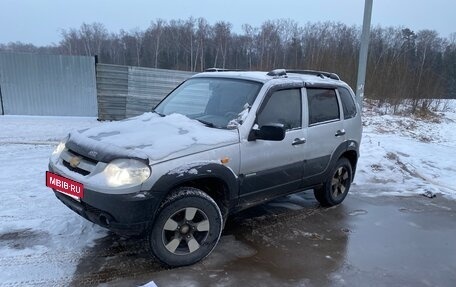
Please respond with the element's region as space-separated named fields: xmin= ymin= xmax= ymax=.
xmin=257 ymin=88 xmax=302 ymax=130
xmin=307 ymin=88 xmax=340 ymax=125
xmin=155 ymin=78 xmax=262 ymax=128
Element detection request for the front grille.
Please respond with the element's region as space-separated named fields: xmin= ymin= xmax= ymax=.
xmin=60 ymin=148 xmax=98 ymax=176
xmin=63 ymin=160 xmax=90 ymax=176
xmin=68 ymin=149 xmax=98 ymax=164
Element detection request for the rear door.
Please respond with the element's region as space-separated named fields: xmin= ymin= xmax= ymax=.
xmin=338 ymin=87 xmax=362 ymax=145
xmin=303 ymin=87 xmax=344 ymax=184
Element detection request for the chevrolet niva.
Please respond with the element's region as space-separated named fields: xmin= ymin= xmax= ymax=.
xmin=47 ymin=69 xmax=362 ymax=267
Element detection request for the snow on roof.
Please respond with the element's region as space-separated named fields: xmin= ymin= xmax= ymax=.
xmin=193 ymin=70 xmax=345 ymax=86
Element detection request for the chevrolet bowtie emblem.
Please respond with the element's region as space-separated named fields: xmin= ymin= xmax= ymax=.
xmin=88 ymin=150 xmax=98 ymax=158
xmin=69 ymin=156 xmax=81 ymax=168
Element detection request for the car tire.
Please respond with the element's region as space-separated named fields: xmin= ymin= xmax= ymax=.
xmin=148 ymin=187 xmax=223 ymax=267
xmin=314 ymin=157 xmax=353 ymax=207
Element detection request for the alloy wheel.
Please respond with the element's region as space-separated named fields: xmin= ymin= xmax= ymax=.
xmin=162 ymin=207 xmax=210 ymax=255
xmin=331 ymin=166 xmax=350 ymax=199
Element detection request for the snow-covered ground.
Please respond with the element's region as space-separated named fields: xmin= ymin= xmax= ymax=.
xmin=0 ymin=100 xmax=455 ymax=285
xmin=0 ymin=116 xmax=106 ymax=285
xmin=355 ymin=100 xmax=456 ymax=199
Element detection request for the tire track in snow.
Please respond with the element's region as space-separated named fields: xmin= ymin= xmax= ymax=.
xmin=391 ymin=153 xmax=456 ymax=193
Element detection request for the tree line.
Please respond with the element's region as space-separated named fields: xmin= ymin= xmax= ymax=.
xmin=1 ymin=18 xmax=455 ymax=111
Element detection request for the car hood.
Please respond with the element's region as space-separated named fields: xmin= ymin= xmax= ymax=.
xmin=67 ymin=113 xmax=239 ymax=164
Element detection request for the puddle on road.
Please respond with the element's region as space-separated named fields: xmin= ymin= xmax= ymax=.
xmin=66 ymin=193 xmax=456 ymax=286
xmin=67 ymin=191 xmax=354 ymax=286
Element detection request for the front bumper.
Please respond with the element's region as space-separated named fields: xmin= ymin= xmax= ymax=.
xmin=53 ymin=190 xmax=159 ymax=236
xmin=49 ymin=166 xmax=162 ymax=236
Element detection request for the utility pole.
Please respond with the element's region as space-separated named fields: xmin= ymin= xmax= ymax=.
xmin=356 ymin=0 xmax=373 ymax=109
xmin=0 ymin=73 xmax=4 ymax=115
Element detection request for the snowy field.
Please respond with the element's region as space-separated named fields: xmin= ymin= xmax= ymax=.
xmin=0 ymin=100 xmax=455 ymax=285
xmin=355 ymin=100 xmax=456 ymax=199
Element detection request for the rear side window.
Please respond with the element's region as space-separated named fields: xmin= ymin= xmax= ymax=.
xmin=307 ymin=89 xmax=340 ymax=125
xmin=338 ymin=88 xmax=357 ymax=119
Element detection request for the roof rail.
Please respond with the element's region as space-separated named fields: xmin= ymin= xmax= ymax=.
xmin=205 ymin=68 xmax=245 ymax=72
xmin=267 ymin=69 xmax=287 ymax=77
xmin=286 ymin=69 xmax=340 ymax=80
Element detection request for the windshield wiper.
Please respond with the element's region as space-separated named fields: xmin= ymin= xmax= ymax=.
xmin=196 ymin=119 xmax=216 ymax=128
xmin=152 ymin=110 xmax=165 ymax=117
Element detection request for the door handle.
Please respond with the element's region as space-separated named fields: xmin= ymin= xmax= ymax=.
xmin=292 ymin=138 xmax=306 ymax=145
xmin=335 ymin=129 xmax=346 ymax=137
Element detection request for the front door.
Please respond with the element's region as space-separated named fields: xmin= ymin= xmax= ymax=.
xmin=239 ymin=88 xmax=307 ymax=205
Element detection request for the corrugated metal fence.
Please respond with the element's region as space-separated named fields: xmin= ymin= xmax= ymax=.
xmin=0 ymin=52 xmax=97 ymax=116
xmin=0 ymin=53 xmax=195 ymax=119
xmin=97 ymin=64 xmax=195 ymax=120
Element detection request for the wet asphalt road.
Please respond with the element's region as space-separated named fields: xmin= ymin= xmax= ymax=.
xmin=57 ymin=189 xmax=456 ymax=287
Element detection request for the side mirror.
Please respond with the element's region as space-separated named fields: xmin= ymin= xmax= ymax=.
xmin=249 ymin=124 xmax=286 ymax=141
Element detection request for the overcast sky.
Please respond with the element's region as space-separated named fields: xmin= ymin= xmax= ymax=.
xmin=1 ymin=0 xmax=455 ymax=46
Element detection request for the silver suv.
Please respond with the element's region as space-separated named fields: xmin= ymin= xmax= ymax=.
xmin=47 ymin=69 xmax=362 ymax=267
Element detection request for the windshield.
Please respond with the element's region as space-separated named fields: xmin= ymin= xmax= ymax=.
xmin=154 ymin=77 xmax=262 ymax=128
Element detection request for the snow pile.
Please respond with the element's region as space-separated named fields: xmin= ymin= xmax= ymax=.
xmin=227 ymin=103 xmax=251 ymax=128
xmin=354 ymin=99 xmax=456 ymax=199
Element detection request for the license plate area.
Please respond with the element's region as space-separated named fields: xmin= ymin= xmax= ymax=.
xmin=46 ymin=171 xmax=84 ymax=199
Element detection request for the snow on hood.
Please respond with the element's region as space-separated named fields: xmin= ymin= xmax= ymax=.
xmin=69 ymin=113 xmax=239 ymax=163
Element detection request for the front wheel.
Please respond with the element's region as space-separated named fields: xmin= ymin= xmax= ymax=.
xmin=148 ymin=187 xmax=223 ymax=267
xmin=314 ymin=157 xmax=353 ymax=207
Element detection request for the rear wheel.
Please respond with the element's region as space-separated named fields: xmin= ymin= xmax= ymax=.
xmin=148 ymin=187 xmax=223 ymax=267
xmin=314 ymin=157 xmax=352 ymax=207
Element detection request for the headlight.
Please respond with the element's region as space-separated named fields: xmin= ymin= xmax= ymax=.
xmin=52 ymin=136 xmax=68 ymax=156
xmin=103 ymin=159 xmax=151 ymax=187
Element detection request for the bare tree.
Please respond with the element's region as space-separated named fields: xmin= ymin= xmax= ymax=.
xmin=213 ymin=21 xmax=231 ymax=68
xmin=4 ymin=18 xmax=456 ymax=106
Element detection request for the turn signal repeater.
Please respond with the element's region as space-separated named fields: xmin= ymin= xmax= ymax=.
xmin=220 ymin=157 xmax=230 ymax=164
